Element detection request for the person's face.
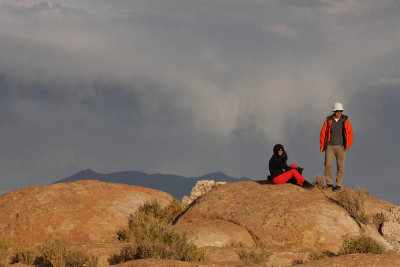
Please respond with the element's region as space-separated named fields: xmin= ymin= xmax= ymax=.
xmin=278 ymin=149 xmax=283 ymax=156
xmin=334 ymin=110 xmax=343 ymax=118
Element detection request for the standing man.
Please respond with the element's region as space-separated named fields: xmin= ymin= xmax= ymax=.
xmin=320 ymin=103 xmax=353 ymax=192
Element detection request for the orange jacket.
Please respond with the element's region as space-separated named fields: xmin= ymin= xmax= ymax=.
xmin=320 ymin=115 xmax=353 ymax=151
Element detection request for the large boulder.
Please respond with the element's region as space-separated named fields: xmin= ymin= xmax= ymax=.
xmin=173 ymin=181 xmax=394 ymax=265
xmin=0 ymin=180 xmax=172 ymax=246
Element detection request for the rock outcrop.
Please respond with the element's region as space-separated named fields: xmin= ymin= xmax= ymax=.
xmin=182 ymin=180 xmax=226 ymax=205
xmin=381 ymin=206 xmax=400 ymax=251
xmin=0 ymin=180 xmax=172 ymax=246
xmin=173 ymin=181 xmax=395 ymax=266
xmin=1 ymin=179 xmax=399 ymax=266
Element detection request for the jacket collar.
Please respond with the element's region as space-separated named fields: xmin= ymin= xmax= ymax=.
xmin=327 ymin=114 xmax=348 ymax=121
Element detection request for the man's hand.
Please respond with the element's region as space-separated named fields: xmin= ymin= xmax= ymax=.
xmin=320 ymin=149 xmax=324 ymax=155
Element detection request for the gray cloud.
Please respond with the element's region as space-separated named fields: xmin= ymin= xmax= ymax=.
xmin=0 ymin=0 xmax=399 ymax=204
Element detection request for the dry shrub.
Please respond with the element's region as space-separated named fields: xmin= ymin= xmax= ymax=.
xmin=114 ymin=199 xmax=207 ymax=264
xmin=163 ymin=198 xmax=188 ymax=223
xmin=118 ymin=199 xmax=188 ymax=242
xmin=0 ymin=240 xmax=11 ymax=267
xmin=225 ymin=240 xmax=246 ymax=248
xmin=87 ymin=254 xmax=99 ymax=267
xmin=14 ymin=246 xmax=40 ymax=265
xmin=36 ymin=240 xmax=98 ymax=267
xmin=292 ymin=259 xmax=304 ymax=265
xmin=40 ymin=240 xmax=68 ymax=267
xmin=336 ymin=187 xmax=370 ymax=224
xmin=313 ymin=174 xmax=326 ymax=189
xmin=1 ymin=240 xmax=98 ymax=267
xmin=308 ymin=250 xmax=335 ymax=261
xmin=308 ymin=251 xmax=327 ymax=261
xmin=112 ymin=246 xmax=137 ymax=263
xmin=238 ymin=248 xmax=270 ymax=266
xmin=339 ymin=235 xmax=383 ymax=255
xmin=65 ymin=250 xmax=88 ymax=267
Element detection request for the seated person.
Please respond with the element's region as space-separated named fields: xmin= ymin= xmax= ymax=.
xmin=268 ymin=144 xmax=314 ymax=189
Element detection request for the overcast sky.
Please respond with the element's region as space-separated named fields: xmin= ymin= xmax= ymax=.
xmin=0 ymin=0 xmax=399 ymax=204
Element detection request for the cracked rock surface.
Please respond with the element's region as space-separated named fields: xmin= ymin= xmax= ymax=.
xmin=173 ymin=181 xmax=395 ymax=266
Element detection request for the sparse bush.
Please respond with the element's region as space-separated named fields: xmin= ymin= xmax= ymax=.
xmin=163 ymin=198 xmax=188 ymax=223
xmin=292 ymin=259 xmax=304 ymax=265
xmin=36 ymin=240 xmax=98 ymax=267
xmin=137 ymin=200 xmax=164 ymax=218
xmin=65 ymin=250 xmax=88 ymax=267
xmin=225 ymin=240 xmax=246 ymax=248
xmin=238 ymin=248 xmax=270 ymax=266
xmin=40 ymin=240 xmax=68 ymax=267
xmin=1 ymin=240 xmax=98 ymax=267
xmin=115 ymin=199 xmax=207 ymax=263
xmin=338 ymin=235 xmax=383 ymax=255
xmin=308 ymin=251 xmax=327 ymax=261
xmin=86 ymin=254 xmax=99 ymax=267
xmin=111 ymin=245 xmax=137 ymax=263
xmin=308 ymin=250 xmax=336 ymax=261
xmin=336 ymin=187 xmax=370 ymax=224
xmin=14 ymin=246 xmax=40 ymax=265
xmin=313 ymin=174 xmax=326 ymax=189
xmin=0 ymin=240 xmax=11 ymax=267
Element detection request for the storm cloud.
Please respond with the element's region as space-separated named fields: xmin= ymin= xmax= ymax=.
xmin=0 ymin=0 xmax=399 ymax=204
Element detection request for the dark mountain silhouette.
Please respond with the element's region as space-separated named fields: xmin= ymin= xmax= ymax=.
xmin=54 ymin=169 xmax=253 ymax=199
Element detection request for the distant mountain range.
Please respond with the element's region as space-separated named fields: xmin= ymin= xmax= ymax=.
xmin=54 ymin=169 xmax=253 ymax=199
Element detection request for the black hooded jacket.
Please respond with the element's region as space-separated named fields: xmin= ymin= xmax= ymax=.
xmin=268 ymin=144 xmax=291 ymax=178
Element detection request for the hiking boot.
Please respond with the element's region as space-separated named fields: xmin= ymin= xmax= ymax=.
xmin=302 ymin=181 xmax=315 ymax=190
xmin=322 ymin=184 xmax=333 ymax=190
xmin=332 ymin=186 xmax=342 ymax=192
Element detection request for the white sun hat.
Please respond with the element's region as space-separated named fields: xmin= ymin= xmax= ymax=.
xmin=332 ymin=102 xmax=344 ymax=112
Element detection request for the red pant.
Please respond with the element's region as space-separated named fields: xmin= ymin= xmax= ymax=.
xmin=273 ymin=164 xmax=305 ymax=186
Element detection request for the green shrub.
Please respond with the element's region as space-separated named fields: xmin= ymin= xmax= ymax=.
xmin=238 ymin=248 xmax=270 ymax=266
xmin=336 ymin=187 xmax=370 ymax=224
xmin=114 ymin=199 xmax=207 ymax=263
xmin=0 ymin=240 xmax=11 ymax=267
xmin=338 ymin=236 xmax=384 ymax=255
xmin=14 ymin=246 xmax=40 ymax=265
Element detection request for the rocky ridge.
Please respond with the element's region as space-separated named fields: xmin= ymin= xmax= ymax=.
xmin=173 ymin=181 xmax=398 ymax=266
xmin=1 ymin=179 xmax=400 ymax=266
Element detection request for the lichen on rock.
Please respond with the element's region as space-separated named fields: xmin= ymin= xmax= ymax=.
xmin=381 ymin=206 xmax=400 ymax=251
xmin=182 ymin=180 xmax=226 ymax=205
